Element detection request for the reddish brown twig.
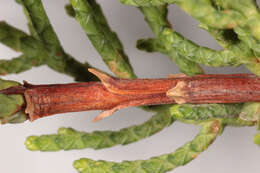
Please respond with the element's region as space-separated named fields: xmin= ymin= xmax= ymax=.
xmin=2 ymin=69 xmax=260 ymax=122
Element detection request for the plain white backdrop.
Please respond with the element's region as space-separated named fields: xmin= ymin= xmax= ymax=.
xmin=1 ymin=0 xmax=260 ymax=173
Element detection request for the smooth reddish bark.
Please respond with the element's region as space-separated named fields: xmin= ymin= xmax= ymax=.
xmin=2 ymin=69 xmax=260 ymax=121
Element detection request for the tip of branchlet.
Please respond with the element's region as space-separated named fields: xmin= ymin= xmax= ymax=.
xmin=25 ymin=136 xmax=39 ymax=151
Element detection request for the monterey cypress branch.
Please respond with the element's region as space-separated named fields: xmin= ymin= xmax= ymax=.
xmin=73 ymin=120 xmax=223 ymax=173
xmin=70 ymin=0 xmax=136 ymax=79
xmin=1 ymin=1 xmax=260 ymax=173
xmin=25 ymin=108 xmax=174 ymax=151
xmin=18 ymin=0 xmax=98 ymax=82
xmin=139 ymin=6 xmax=203 ymax=76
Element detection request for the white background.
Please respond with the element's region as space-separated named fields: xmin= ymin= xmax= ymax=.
xmin=1 ymin=1 xmax=260 ymax=173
